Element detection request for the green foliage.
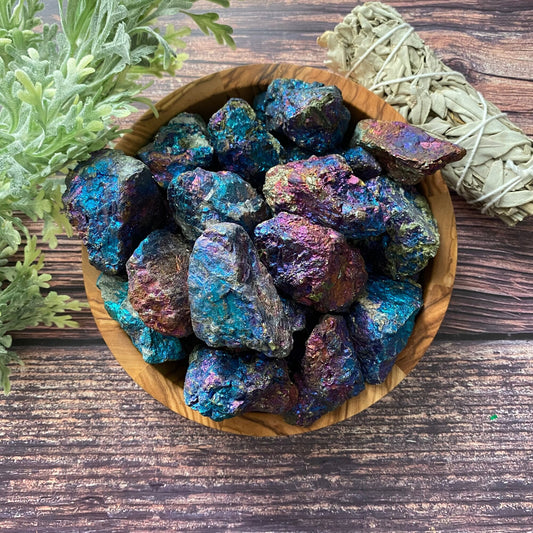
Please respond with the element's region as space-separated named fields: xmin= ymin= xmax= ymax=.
xmin=0 ymin=0 xmax=234 ymax=393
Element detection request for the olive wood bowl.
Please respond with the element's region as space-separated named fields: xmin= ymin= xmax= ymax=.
xmin=82 ymin=63 xmax=457 ymax=436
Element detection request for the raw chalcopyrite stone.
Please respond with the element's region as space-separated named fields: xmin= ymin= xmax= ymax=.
xmin=127 ymin=229 xmax=192 ymax=337
xmin=285 ymin=315 xmax=365 ymax=426
xmin=346 ymin=277 xmax=423 ymax=384
xmin=208 ymin=98 xmax=283 ymax=184
xmin=167 ymin=168 xmax=270 ymax=241
xmin=262 ymin=78 xmax=351 ymax=153
xmin=97 ymin=274 xmax=186 ymax=364
xmin=188 ymin=223 xmax=293 ymax=358
xmin=63 ymin=149 xmax=163 ymax=275
xmin=352 ymin=119 xmax=466 ymax=185
xmin=263 ymin=154 xmax=386 ymax=239
xmin=339 ymin=146 xmax=382 ymax=180
xmin=281 ymin=297 xmax=307 ymax=333
xmin=138 ymin=112 xmax=213 ymax=188
xmin=366 ymin=176 xmax=440 ymax=279
xmin=254 ymin=212 xmax=367 ymax=312
xmin=184 ymin=346 xmax=298 ymax=421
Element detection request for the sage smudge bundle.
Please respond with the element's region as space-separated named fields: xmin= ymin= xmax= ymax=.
xmin=318 ymin=2 xmax=533 ymax=226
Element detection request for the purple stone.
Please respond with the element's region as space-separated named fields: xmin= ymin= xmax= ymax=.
xmin=346 ymin=276 xmax=423 ymax=384
xmin=285 ymin=315 xmax=365 ymax=426
xmin=262 ymin=78 xmax=351 ymax=154
xmin=184 ymin=346 xmax=298 ymax=421
xmin=366 ymin=176 xmax=440 ymax=279
xmin=167 ymin=168 xmax=270 ymax=241
xmin=254 ymin=212 xmax=367 ymax=312
xmin=138 ymin=112 xmax=213 ymax=188
xmin=352 ymin=120 xmax=466 ymax=185
xmin=263 ymin=154 xmax=386 ymax=239
xmin=339 ymin=146 xmax=382 ymax=180
xmin=63 ymin=149 xmax=163 ymax=275
xmin=188 ymin=223 xmax=293 ymax=358
xmin=208 ymin=98 xmax=282 ymax=185
xmin=127 ymin=229 xmax=192 ymax=337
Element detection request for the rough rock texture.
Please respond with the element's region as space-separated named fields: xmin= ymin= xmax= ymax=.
xmin=339 ymin=146 xmax=382 ymax=180
xmin=263 ymin=154 xmax=386 ymax=239
xmin=188 ymin=223 xmax=293 ymax=358
xmin=366 ymin=176 xmax=440 ymax=279
xmin=63 ymin=149 xmax=163 ymax=275
xmin=184 ymin=347 xmax=298 ymax=421
xmin=285 ymin=315 xmax=365 ymax=426
xmin=262 ymin=78 xmax=351 ymax=153
xmin=127 ymin=229 xmax=192 ymax=337
xmin=346 ymin=277 xmax=423 ymax=384
xmin=97 ymin=274 xmax=186 ymax=364
xmin=254 ymin=212 xmax=367 ymax=312
xmin=281 ymin=298 xmax=307 ymax=333
xmin=352 ymin=119 xmax=466 ymax=185
xmin=167 ymin=168 xmax=270 ymax=241
xmin=138 ymin=112 xmax=213 ymax=188
xmin=208 ymin=98 xmax=282 ymax=184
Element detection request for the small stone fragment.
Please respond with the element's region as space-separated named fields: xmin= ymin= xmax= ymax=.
xmin=97 ymin=274 xmax=186 ymax=364
xmin=346 ymin=277 xmax=423 ymax=384
xmin=188 ymin=223 xmax=293 ymax=358
xmin=127 ymin=229 xmax=192 ymax=337
xmin=63 ymin=149 xmax=163 ymax=275
xmin=281 ymin=297 xmax=307 ymax=333
xmin=262 ymin=78 xmax=351 ymax=153
xmin=366 ymin=176 xmax=440 ymax=279
xmin=138 ymin=112 xmax=214 ymax=188
xmin=263 ymin=154 xmax=386 ymax=239
xmin=282 ymin=142 xmax=316 ymax=163
xmin=285 ymin=315 xmax=365 ymax=426
xmin=352 ymin=119 xmax=466 ymax=185
xmin=339 ymin=146 xmax=382 ymax=179
xmin=254 ymin=212 xmax=367 ymax=312
xmin=184 ymin=346 xmax=298 ymax=421
xmin=167 ymin=168 xmax=270 ymax=241
xmin=208 ymin=98 xmax=283 ymax=184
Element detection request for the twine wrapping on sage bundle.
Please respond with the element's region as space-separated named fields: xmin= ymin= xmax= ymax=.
xmin=318 ymin=2 xmax=533 ymax=226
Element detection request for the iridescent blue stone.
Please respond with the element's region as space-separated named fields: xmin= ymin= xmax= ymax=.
xmin=208 ymin=98 xmax=282 ymax=185
xmin=184 ymin=346 xmax=298 ymax=421
xmin=346 ymin=276 xmax=423 ymax=384
xmin=188 ymin=223 xmax=293 ymax=358
xmin=366 ymin=176 xmax=440 ymax=279
xmin=262 ymin=78 xmax=351 ymax=153
xmin=63 ymin=149 xmax=163 ymax=275
xmin=352 ymin=119 xmax=466 ymax=185
xmin=96 ymin=273 xmax=186 ymax=364
xmin=127 ymin=229 xmax=192 ymax=337
xmin=167 ymin=168 xmax=270 ymax=241
xmin=138 ymin=112 xmax=214 ymax=188
xmin=285 ymin=314 xmax=365 ymax=426
xmin=339 ymin=146 xmax=382 ymax=180
xmin=281 ymin=297 xmax=307 ymax=333
xmin=263 ymin=154 xmax=386 ymax=239
xmin=252 ymin=91 xmax=268 ymax=124
xmin=254 ymin=212 xmax=367 ymax=313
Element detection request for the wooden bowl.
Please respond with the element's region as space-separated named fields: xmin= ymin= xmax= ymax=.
xmin=82 ymin=63 xmax=457 ymax=436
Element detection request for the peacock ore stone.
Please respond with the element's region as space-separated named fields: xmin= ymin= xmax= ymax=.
xmin=97 ymin=273 xmax=186 ymax=364
xmin=366 ymin=176 xmax=440 ymax=279
xmin=263 ymin=154 xmax=386 ymax=239
xmin=352 ymin=119 xmax=466 ymax=185
xmin=262 ymin=78 xmax=351 ymax=154
xmin=254 ymin=212 xmax=367 ymax=312
xmin=346 ymin=276 xmax=423 ymax=384
xmin=208 ymin=98 xmax=283 ymax=185
xmin=339 ymin=146 xmax=382 ymax=180
xmin=127 ymin=229 xmax=193 ymax=337
xmin=138 ymin=112 xmax=214 ymax=188
xmin=63 ymin=149 xmax=163 ymax=275
xmin=184 ymin=346 xmax=298 ymax=421
xmin=285 ymin=314 xmax=365 ymax=426
xmin=188 ymin=222 xmax=293 ymax=358
xmin=167 ymin=167 xmax=270 ymax=241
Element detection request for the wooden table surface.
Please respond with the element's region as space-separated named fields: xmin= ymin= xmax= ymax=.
xmin=2 ymin=1 xmax=532 ymax=531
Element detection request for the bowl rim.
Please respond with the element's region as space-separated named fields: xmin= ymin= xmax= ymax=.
xmin=82 ymin=62 xmax=457 ymax=436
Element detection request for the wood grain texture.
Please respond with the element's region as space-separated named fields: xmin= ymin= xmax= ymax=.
xmin=3 ymin=1 xmax=533 ymax=530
